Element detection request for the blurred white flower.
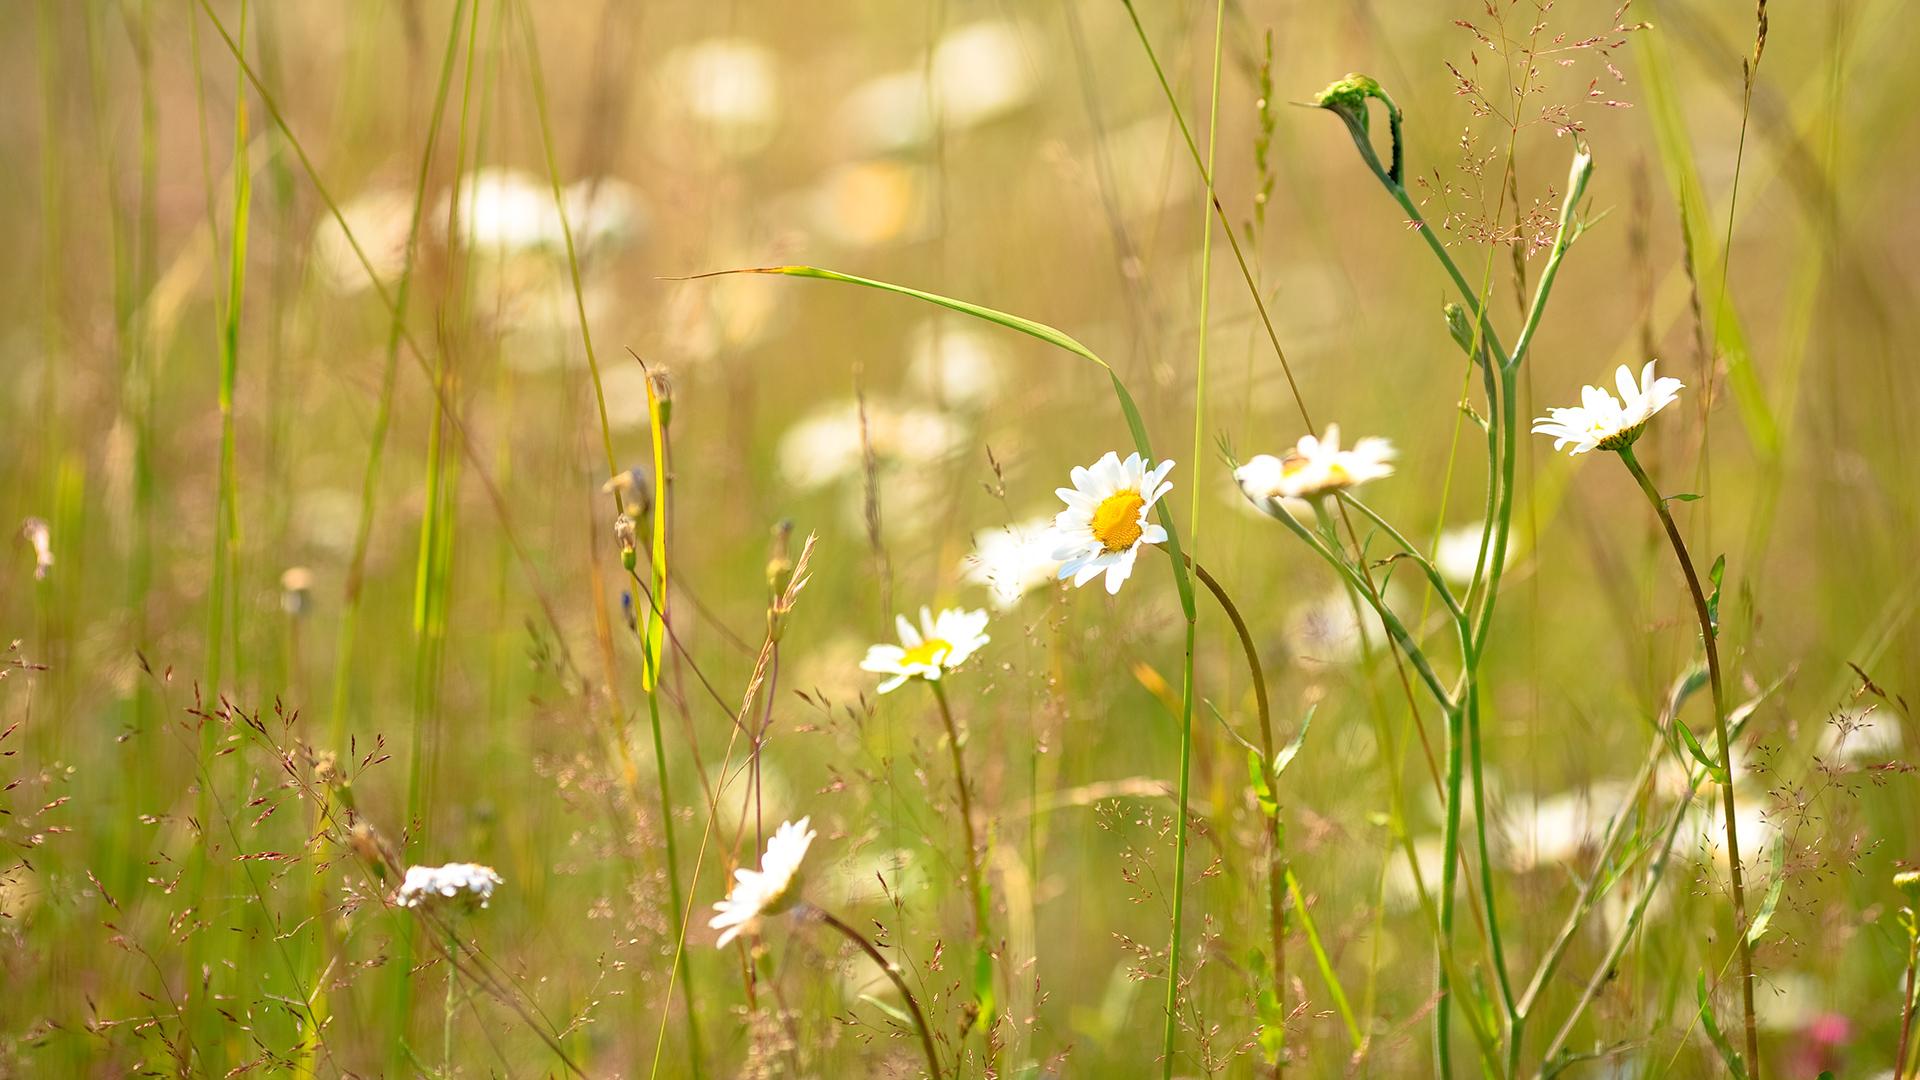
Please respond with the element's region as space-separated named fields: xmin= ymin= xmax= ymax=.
xmin=313 ymin=187 xmax=415 ymax=294
xmin=1384 ymin=835 xmax=1446 ymax=913
xmin=837 ymin=20 xmax=1036 ymax=154
xmin=1499 ymin=782 xmax=1631 ymax=872
xmin=1533 ymin=359 xmax=1683 ymax=455
xmin=440 ymin=169 xmax=643 ymax=256
xmin=1818 ymin=707 xmax=1904 ymax=764
xmin=1051 ymin=451 xmax=1174 ymax=595
xmin=396 ymin=862 xmax=504 ymax=910
xmin=907 ymin=319 xmax=1004 ymax=409
xmin=1284 ymin=588 xmax=1392 ymax=666
xmin=777 ymin=399 xmax=966 ymax=491
xmin=963 ymin=517 xmax=1062 ymax=609
xmin=861 ymin=607 xmax=991 ymax=694
xmin=20 ymin=517 xmax=52 ymax=581
xmin=446 ymin=168 xmax=553 ymax=253
xmin=711 ymin=816 xmax=816 ymax=947
xmin=1235 ymin=425 xmax=1394 ymax=506
xmin=665 ymin=39 xmax=779 ymax=155
xmin=1433 ymin=523 xmax=1513 ymax=586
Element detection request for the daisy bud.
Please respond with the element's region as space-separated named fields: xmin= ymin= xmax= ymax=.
xmin=648 ymin=369 xmax=675 ymax=431
xmin=614 ymin=513 xmax=638 ymax=572
xmin=1312 ymin=72 xmax=1403 ymax=186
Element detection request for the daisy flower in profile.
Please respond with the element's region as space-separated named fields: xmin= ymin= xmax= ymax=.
xmin=1051 ymin=451 xmax=1174 ymax=595
xmin=395 ymin=862 xmax=504 ymax=911
xmin=1532 ymin=359 xmax=1683 ymax=455
xmin=860 ymin=607 xmax=991 ymax=693
xmin=1234 ymin=424 xmax=1394 ymax=506
xmin=710 ymin=816 xmax=816 ymax=948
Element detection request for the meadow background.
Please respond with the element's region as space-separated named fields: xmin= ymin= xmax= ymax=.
xmin=2 ymin=0 xmax=1917 ymax=1076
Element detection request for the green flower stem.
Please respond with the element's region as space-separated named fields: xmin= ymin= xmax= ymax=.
xmin=1285 ymin=869 xmax=1362 ymax=1050
xmin=928 ymin=679 xmax=993 ymax=1068
xmin=1336 ymin=494 xmax=1469 ymax=637
xmin=1177 ymin=552 xmax=1284 ymax=1063
xmin=814 ymin=906 xmax=944 ymax=1080
xmin=1618 ymin=444 xmax=1758 ymax=1078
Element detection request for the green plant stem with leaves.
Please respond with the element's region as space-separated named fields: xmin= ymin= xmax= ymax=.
xmin=1618 ymin=443 xmax=1759 ymax=1077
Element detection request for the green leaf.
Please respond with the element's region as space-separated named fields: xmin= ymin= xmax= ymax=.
xmin=1696 ymin=972 xmax=1748 ymax=1079
xmin=1746 ymin=840 xmax=1786 ymax=946
xmin=1273 ymin=705 xmax=1315 ymax=779
xmin=1247 ymin=749 xmax=1278 ymax=818
xmin=1675 ymin=719 xmax=1731 ymax=784
xmin=1666 ymin=492 xmax=1704 ymax=502
xmin=1706 ymin=554 xmax=1726 ymax=638
xmin=857 ymin=993 xmax=915 ymax=1029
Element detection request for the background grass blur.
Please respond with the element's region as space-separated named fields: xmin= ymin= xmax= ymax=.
xmin=3 ymin=0 xmax=1918 ymax=1075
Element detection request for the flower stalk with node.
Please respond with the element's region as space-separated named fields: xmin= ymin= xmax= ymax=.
xmin=1536 ymin=359 xmax=1760 ymax=1077
xmin=1295 ymin=73 xmax=1598 ymax=1077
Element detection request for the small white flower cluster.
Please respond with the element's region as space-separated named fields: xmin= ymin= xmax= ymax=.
xmin=395 ymin=863 xmax=504 ymax=911
xmin=711 ymin=817 xmax=817 ymax=948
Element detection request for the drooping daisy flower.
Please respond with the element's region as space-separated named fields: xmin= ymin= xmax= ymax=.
xmin=860 ymin=607 xmax=991 ymax=694
xmin=1234 ymin=424 xmax=1395 ymax=505
xmin=395 ymin=862 xmax=504 ymax=911
xmin=1051 ymin=452 xmax=1175 ymax=595
xmin=962 ymin=517 xmax=1062 ymax=609
xmin=1532 ymin=359 xmax=1684 ymax=455
xmin=710 ymin=816 xmax=816 ymax=948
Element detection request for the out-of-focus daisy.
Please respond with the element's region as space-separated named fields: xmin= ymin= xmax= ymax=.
xmin=1499 ymin=782 xmax=1631 ymax=872
xmin=395 ymin=862 xmax=504 ymax=910
xmin=1383 ymin=835 xmax=1446 ymax=913
xmin=1284 ymin=587 xmax=1393 ymax=666
xmin=279 ymin=566 xmax=314 ymax=618
xmin=20 ymin=517 xmax=52 ymax=581
xmin=313 ymin=187 xmax=415 ymax=294
xmin=1433 ymin=522 xmax=1514 ymax=586
xmin=1051 ymin=452 xmax=1174 ymax=595
xmin=1817 ymin=707 xmax=1904 ymax=765
xmin=907 ymin=319 xmax=1004 ymax=409
xmin=444 ymin=168 xmax=554 ymax=253
xmin=860 ymin=607 xmax=991 ymax=694
xmin=1234 ymin=425 xmax=1395 ymax=505
xmin=962 ymin=517 xmax=1062 ymax=609
xmin=837 ymin=21 xmax=1036 ymax=154
xmin=710 ymin=816 xmax=816 ymax=947
xmin=1532 ymin=359 xmax=1683 ymax=455
xmin=663 ymin=39 xmax=779 ymax=156
xmin=776 ymin=399 xmax=966 ymax=491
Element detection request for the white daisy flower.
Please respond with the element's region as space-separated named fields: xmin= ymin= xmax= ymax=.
xmin=710 ymin=816 xmax=816 ymax=948
xmin=1050 ymin=451 xmax=1174 ymax=595
xmin=663 ymin=38 xmax=780 ymax=156
xmin=859 ymin=607 xmax=992 ymax=694
xmin=1234 ymin=424 xmax=1395 ymax=505
xmin=962 ymin=517 xmax=1062 ymax=609
xmin=395 ymin=862 xmax=504 ymax=910
xmin=1532 ymin=359 xmax=1684 ymax=455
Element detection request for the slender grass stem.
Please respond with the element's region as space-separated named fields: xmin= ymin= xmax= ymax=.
xmin=814 ymin=906 xmax=945 ymax=1080
xmin=928 ymin=680 xmax=993 ymax=1065
xmin=1166 ymin=4 xmax=1226 ymax=1074
xmin=1618 ymin=444 xmax=1758 ymax=1077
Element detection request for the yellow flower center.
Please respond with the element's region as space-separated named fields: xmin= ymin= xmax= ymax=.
xmin=1091 ymin=490 xmax=1146 ymax=554
xmin=900 ymin=638 xmax=953 ymax=668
